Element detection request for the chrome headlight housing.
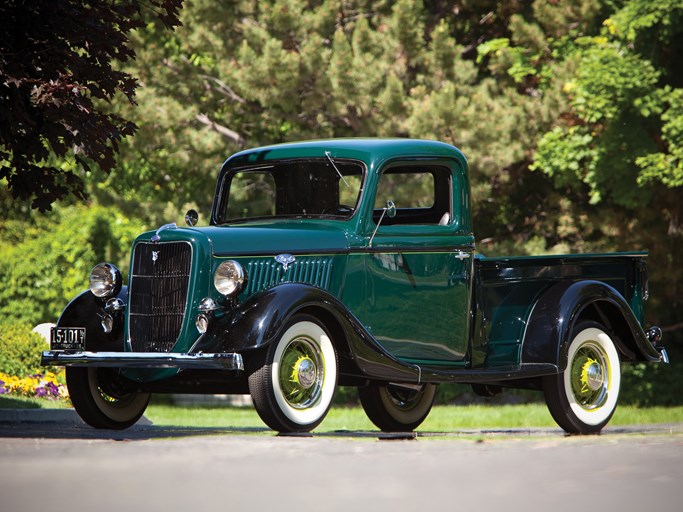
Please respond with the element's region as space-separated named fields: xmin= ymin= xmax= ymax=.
xmin=89 ymin=263 xmax=122 ymax=299
xmin=214 ymin=260 xmax=246 ymax=297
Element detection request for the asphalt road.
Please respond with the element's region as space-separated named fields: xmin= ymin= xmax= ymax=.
xmin=1 ymin=418 xmax=682 ymax=512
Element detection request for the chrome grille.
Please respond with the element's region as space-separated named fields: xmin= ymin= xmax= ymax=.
xmin=244 ymin=257 xmax=333 ymax=296
xmin=128 ymin=242 xmax=192 ymax=352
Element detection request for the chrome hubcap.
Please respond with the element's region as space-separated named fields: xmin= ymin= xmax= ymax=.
xmin=584 ymin=361 xmax=604 ymax=391
xmin=570 ymin=342 xmax=609 ymax=410
xmin=279 ymin=337 xmax=324 ymax=409
xmin=294 ymin=357 xmax=317 ymax=389
xmin=385 ymin=384 xmax=427 ymax=411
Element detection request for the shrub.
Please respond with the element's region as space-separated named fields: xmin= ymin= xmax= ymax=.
xmin=0 ymin=204 xmax=146 ymax=326
xmin=620 ymin=362 xmax=683 ymax=406
xmin=0 ymin=323 xmax=46 ymax=377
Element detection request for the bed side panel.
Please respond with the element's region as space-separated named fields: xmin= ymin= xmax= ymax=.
xmin=472 ymin=254 xmax=645 ymax=368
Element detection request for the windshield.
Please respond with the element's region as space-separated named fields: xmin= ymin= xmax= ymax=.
xmin=216 ymin=158 xmax=365 ymax=224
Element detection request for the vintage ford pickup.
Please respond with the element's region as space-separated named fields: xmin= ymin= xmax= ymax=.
xmin=42 ymin=139 xmax=668 ymax=434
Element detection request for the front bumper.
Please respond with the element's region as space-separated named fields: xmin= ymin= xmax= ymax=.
xmin=41 ymin=351 xmax=244 ymax=371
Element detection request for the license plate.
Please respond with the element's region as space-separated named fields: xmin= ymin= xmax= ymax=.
xmin=50 ymin=327 xmax=86 ymax=350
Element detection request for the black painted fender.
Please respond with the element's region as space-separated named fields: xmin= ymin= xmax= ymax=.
xmin=521 ymin=280 xmax=660 ymax=371
xmin=56 ymin=287 xmax=127 ymax=352
xmin=192 ymin=283 xmax=419 ymax=382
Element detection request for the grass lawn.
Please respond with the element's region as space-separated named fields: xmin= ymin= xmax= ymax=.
xmin=2 ymin=394 xmax=682 ymax=433
xmin=0 ymin=395 xmax=70 ymax=410
xmin=143 ymin=403 xmax=683 ymax=432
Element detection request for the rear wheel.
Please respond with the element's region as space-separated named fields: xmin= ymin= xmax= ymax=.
xmin=543 ymin=322 xmax=621 ymax=434
xmin=359 ymin=383 xmax=436 ymax=432
xmin=248 ymin=315 xmax=338 ymax=432
xmin=66 ymin=367 xmax=150 ymax=430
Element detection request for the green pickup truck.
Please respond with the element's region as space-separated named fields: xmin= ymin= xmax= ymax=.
xmin=42 ymin=139 xmax=668 ymax=434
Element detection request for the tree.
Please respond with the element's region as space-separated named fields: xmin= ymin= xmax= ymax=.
xmin=525 ymin=0 xmax=683 ymax=336
xmin=0 ymin=0 xmax=182 ymax=212
xmin=104 ymin=0 xmax=550 ymax=215
xmin=531 ymin=1 xmax=683 ymax=208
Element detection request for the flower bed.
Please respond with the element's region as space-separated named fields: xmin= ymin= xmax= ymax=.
xmin=0 ymin=371 xmax=69 ymax=400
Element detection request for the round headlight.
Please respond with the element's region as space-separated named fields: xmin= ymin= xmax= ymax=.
xmin=214 ymin=260 xmax=246 ymax=297
xmin=90 ymin=263 xmax=122 ymax=299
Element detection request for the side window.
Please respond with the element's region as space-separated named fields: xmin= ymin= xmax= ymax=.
xmin=374 ymin=172 xmax=434 ymax=209
xmin=374 ymin=166 xmax=451 ymax=226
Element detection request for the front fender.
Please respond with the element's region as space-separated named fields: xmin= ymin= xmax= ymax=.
xmin=192 ymin=283 xmax=420 ymax=382
xmin=56 ymin=287 xmax=127 ymax=352
xmin=194 ymin=283 xmax=337 ymax=353
xmin=522 ymin=280 xmax=660 ymax=371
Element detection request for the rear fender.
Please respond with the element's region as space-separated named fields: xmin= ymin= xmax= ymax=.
xmin=521 ymin=280 xmax=660 ymax=371
xmin=56 ymin=287 xmax=127 ymax=352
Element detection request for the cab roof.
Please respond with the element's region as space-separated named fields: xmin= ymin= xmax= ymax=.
xmin=223 ymin=138 xmax=468 ymax=174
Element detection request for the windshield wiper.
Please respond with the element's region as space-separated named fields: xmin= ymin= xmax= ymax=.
xmin=325 ymin=151 xmax=350 ymax=189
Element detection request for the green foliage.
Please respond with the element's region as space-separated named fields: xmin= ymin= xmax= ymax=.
xmin=637 ymin=89 xmax=683 ymax=188
xmin=609 ymin=0 xmax=683 ymax=46
xmin=0 ymin=204 xmax=146 ymax=326
xmin=0 ymin=323 xmax=45 ymax=377
xmin=528 ymin=0 xmax=683 ymax=208
xmin=620 ymin=363 xmax=683 ymax=407
xmin=571 ymin=43 xmax=660 ymax=123
xmin=477 ymin=38 xmax=511 ymax=64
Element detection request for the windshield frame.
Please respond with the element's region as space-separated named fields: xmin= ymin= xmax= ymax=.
xmin=211 ymin=157 xmax=367 ymax=226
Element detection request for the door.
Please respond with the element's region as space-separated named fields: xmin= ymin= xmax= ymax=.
xmin=364 ymin=163 xmax=473 ymax=363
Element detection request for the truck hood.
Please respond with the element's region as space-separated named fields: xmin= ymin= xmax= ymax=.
xmin=193 ymin=221 xmax=352 ymax=256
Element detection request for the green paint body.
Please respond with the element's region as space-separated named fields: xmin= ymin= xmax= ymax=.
xmin=112 ymin=139 xmax=654 ymax=384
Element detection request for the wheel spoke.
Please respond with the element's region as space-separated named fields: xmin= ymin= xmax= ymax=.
xmin=278 ymin=337 xmax=324 ymax=409
xmin=544 ymin=324 xmax=621 ymax=434
xmin=570 ymin=342 xmax=609 ymax=410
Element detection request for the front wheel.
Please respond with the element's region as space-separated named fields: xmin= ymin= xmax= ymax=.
xmin=248 ymin=315 xmax=338 ymax=432
xmin=359 ymin=383 xmax=436 ymax=432
xmin=543 ymin=322 xmax=621 ymax=434
xmin=66 ymin=367 xmax=150 ymax=430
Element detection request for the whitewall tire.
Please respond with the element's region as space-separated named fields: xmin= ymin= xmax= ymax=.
xmin=249 ymin=315 xmax=338 ymax=432
xmin=543 ymin=322 xmax=621 ymax=434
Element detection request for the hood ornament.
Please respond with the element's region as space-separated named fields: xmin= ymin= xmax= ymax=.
xmin=151 ymin=222 xmax=177 ymax=243
xmin=275 ymin=254 xmax=295 ymax=272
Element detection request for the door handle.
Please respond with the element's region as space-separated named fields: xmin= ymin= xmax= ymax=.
xmin=455 ymin=250 xmax=470 ymax=261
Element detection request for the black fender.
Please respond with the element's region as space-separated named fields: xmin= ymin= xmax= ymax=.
xmin=56 ymin=287 xmax=127 ymax=352
xmin=193 ymin=283 xmax=419 ymax=382
xmin=521 ymin=280 xmax=660 ymax=371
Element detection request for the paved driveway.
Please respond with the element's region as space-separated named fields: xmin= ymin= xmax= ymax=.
xmin=1 ymin=419 xmax=682 ymax=512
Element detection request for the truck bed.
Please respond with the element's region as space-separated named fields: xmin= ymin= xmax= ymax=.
xmin=471 ymin=252 xmax=648 ymax=368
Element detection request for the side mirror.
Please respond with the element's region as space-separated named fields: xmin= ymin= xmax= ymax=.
xmin=385 ymin=200 xmax=396 ymax=219
xmin=369 ymin=200 xmax=397 ymax=248
xmin=185 ymin=209 xmax=199 ymax=227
